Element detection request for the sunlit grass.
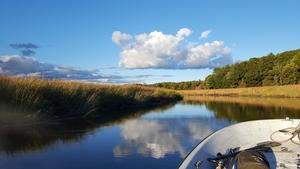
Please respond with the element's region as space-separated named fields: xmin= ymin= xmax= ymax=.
xmin=179 ymin=85 xmax=300 ymax=98
xmin=183 ymin=96 xmax=300 ymax=111
xmin=0 ymin=76 xmax=182 ymax=118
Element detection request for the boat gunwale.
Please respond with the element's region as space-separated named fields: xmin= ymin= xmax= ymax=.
xmin=177 ymin=131 xmax=216 ymax=168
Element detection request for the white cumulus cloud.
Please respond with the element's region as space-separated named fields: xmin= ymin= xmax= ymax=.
xmin=200 ymin=30 xmax=212 ymax=39
xmin=186 ymin=41 xmax=232 ymax=68
xmin=113 ymin=28 xmax=232 ymax=69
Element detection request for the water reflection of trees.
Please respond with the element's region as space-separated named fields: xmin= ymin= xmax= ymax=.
xmin=184 ymin=99 xmax=300 ymax=122
xmin=0 ymin=103 xmax=177 ymax=154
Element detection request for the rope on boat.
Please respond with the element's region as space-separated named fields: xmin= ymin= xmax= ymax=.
xmin=270 ymin=121 xmax=300 ymax=145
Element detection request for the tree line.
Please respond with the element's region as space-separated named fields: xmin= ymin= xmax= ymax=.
xmin=149 ymin=49 xmax=300 ymax=90
xmin=148 ymin=80 xmax=204 ymax=90
xmin=205 ymin=49 xmax=300 ymax=89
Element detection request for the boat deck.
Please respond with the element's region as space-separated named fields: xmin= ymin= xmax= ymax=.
xmin=179 ymin=119 xmax=300 ymax=169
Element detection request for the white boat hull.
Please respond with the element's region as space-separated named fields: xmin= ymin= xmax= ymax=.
xmin=179 ymin=119 xmax=300 ymax=169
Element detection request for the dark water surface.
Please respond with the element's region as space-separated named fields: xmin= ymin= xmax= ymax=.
xmin=1 ymin=98 xmax=300 ymax=169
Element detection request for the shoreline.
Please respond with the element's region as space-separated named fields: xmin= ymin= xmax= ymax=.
xmin=179 ymin=84 xmax=300 ymax=98
xmin=181 ymin=95 xmax=300 ymax=111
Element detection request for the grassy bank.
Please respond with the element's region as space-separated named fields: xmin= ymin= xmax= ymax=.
xmin=179 ymin=84 xmax=300 ymax=98
xmin=183 ymin=96 xmax=300 ymax=111
xmin=0 ymin=76 xmax=182 ymax=118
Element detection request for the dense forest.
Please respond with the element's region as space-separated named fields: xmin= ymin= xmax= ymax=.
xmin=205 ymin=49 xmax=300 ymax=89
xmin=150 ymin=49 xmax=300 ymax=90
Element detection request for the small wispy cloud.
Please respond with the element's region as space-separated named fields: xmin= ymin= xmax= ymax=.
xmin=200 ymin=30 xmax=212 ymax=39
xmin=9 ymin=43 xmax=40 ymax=56
xmin=9 ymin=43 xmax=39 ymax=49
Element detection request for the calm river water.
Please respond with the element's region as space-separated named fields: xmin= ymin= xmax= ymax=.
xmin=1 ymin=98 xmax=300 ymax=169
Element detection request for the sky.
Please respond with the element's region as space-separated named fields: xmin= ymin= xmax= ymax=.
xmin=0 ymin=0 xmax=300 ymax=84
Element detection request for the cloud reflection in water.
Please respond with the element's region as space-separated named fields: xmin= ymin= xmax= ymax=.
xmin=114 ymin=118 xmax=229 ymax=159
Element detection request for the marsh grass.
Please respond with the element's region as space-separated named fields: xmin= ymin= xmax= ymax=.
xmin=179 ymin=85 xmax=300 ymax=98
xmin=0 ymin=76 xmax=181 ymax=118
xmin=183 ymin=96 xmax=300 ymax=111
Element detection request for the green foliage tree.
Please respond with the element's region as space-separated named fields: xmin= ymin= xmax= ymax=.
xmin=149 ymin=49 xmax=300 ymax=90
xmin=203 ymin=49 xmax=300 ymax=89
xmin=282 ymin=62 xmax=300 ymax=85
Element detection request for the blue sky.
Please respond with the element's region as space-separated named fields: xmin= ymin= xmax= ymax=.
xmin=0 ymin=0 xmax=300 ymax=83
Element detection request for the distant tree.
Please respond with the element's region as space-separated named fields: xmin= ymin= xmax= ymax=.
xmin=227 ymin=63 xmax=246 ymax=88
xmin=282 ymin=62 xmax=300 ymax=84
xmin=205 ymin=75 xmax=216 ymax=89
xmin=149 ymin=80 xmax=204 ymax=90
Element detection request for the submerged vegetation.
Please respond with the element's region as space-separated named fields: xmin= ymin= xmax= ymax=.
xmin=0 ymin=76 xmax=182 ymax=119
